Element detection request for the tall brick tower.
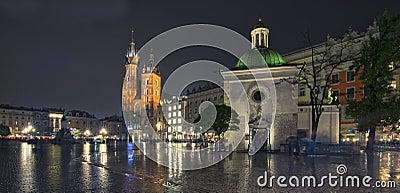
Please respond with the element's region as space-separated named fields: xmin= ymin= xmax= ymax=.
xmin=122 ymin=31 xmax=141 ymax=130
xmin=141 ymin=49 xmax=161 ymax=130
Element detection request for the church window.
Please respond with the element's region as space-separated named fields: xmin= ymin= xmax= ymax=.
xmin=252 ymin=90 xmax=264 ymax=102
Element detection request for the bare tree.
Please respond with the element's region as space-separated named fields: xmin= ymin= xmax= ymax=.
xmin=294 ymin=29 xmax=363 ymax=141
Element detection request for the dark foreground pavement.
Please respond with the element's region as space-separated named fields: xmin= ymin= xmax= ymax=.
xmin=0 ymin=140 xmax=399 ymax=192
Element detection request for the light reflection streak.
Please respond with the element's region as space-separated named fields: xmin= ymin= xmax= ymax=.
xmin=19 ymin=143 xmax=36 ymax=191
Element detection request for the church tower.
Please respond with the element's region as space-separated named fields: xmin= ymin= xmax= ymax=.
xmin=122 ymin=31 xmax=141 ymax=130
xmin=141 ymin=49 xmax=161 ymax=129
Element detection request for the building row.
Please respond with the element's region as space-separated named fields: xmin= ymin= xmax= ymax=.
xmin=0 ymin=104 xmax=127 ymax=140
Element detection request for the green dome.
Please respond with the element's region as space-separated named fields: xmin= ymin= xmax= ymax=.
xmin=235 ymin=47 xmax=285 ymax=68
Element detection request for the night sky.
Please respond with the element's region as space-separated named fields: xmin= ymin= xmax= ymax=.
xmin=1 ymin=0 xmax=400 ymax=118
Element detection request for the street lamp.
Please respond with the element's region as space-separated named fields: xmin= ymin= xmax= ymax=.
xmin=100 ymin=128 xmax=108 ymax=143
xmin=84 ymin=129 xmax=91 ymax=136
xmin=84 ymin=129 xmax=91 ymax=142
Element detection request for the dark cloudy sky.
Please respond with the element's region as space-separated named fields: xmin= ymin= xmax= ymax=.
xmin=0 ymin=0 xmax=399 ymax=118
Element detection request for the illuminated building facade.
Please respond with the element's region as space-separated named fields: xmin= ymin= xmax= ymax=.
xmin=161 ymin=96 xmax=188 ymax=141
xmin=0 ymin=104 xmax=64 ymax=135
xmin=122 ymin=34 xmax=161 ymax=133
xmin=99 ymin=115 xmax=127 ymax=140
xmin=65 ymin=110 xmax=98 ymax=135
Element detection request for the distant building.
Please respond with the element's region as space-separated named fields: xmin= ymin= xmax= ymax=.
xmin=65 ymin=110 xmax=98 ymax=135
xmin=98 ymin=115 xmax=127 ymax=140
xmin=161 ymin=96 xmax=188 ymax=140
xmin=185 ymin=85 xmax=224 ymax=123
xmin=0 ymin=104 xmax=64 ymax=135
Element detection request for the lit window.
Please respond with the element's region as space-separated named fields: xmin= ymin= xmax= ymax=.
xmin=173 ymin=112 xmax=176 ymax=117
xmin=173 ymin=105 xmax=177 ymax=110
xmin=346 ymin=88 xmax=355 ymax=99
xmin=178 ymin=111 xmax=182 ymax=116
xmin=172 ymin=119 xmax=176 ymax=124
xmin=156 ymin=80 xmax=159 ymax=86
xmin=177 ymin=118 xmax=182 ymax=124
xmin=346 ymin=71 xmax=355 ymax=82
xmin=168 ymin=113 xmax=171 ymax=118
xmin=168 ymin=106 xmax=172 ymax=111
xmin=390 ymin=80 xmax=396 ymax=89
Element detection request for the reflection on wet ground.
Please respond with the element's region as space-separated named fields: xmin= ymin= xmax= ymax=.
xmin=0 ymin=140 xmax=399 ymax=192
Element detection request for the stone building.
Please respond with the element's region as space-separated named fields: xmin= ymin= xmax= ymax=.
xmin=98 ymin=115 xmax=127 ymax=140
xmin=185 ymin=85 xmax=224 ymax=123
xmin=222 ymin=19 xmax=299 ymax=151
xmin=65 ymin=110 xmax=98 ymax=135
xmin=0 ymin=104 xmax=64 ymax=136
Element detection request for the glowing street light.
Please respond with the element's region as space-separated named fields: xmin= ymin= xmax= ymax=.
xmin=84 ymin=129 xmax=91 ymax=136
xmin=100 ymin=128 xmax=108 ymax=143
xmin=100 ymin=128 xmax=108 ymax=135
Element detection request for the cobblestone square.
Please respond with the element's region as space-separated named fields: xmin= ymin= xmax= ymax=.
xmin=0 ymin=140 xmax=399 ymax=192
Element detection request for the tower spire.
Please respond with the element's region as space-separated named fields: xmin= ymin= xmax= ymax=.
xmin=131 ymin=29 xmax=134 ymax=42
xmin=125 ymin=29 xmax=138 ymax=65
xmin=149 ymin=48 xmax=154 ymax=67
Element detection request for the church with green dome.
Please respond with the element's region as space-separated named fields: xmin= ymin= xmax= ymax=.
xmin=235 ymin=19 xmax=286 ymax=69
xmin=221 ymin=19 xmax=299 ymax=152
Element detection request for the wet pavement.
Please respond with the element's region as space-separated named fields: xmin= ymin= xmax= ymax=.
xmin=0 ymin=140 xmax=399 ymax=192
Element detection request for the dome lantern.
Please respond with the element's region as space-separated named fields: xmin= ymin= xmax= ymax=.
xmin=235 ymin=19 xmax=285 ymax=69
xmin=251 ymin=19 xmax=269 ymax=49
